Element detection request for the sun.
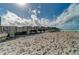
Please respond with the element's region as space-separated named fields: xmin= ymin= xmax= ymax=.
xmin=17 ymin=3 xmax=26 ymax=6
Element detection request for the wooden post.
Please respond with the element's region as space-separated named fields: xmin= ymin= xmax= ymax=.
xmin=8 ymin=26 xmax=15 ymax=38
xmin=27 ymin=30 xmax=30 ymax=35
xmin=9 ymin=32 xmax=15 ymax=38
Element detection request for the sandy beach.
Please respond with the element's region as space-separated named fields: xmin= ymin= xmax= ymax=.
xmin=0 ymin=32 xmax=79 ymax=55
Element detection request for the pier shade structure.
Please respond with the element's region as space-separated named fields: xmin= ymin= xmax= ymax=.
xmin=0 ymin=16 xmax=60 ymax=41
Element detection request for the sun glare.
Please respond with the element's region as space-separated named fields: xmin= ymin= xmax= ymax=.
xmin=17 ymin=3 xmax=26 ymax=6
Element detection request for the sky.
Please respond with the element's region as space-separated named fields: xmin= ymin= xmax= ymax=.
xmin=1 ymin=3 xmax=79 ymax=30
xmin=0 ymin=3 xmax=79 ymax=29
xmin=0 ymin=3 xmax=71 ymax=20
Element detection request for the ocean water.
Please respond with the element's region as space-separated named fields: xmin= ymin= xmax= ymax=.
xmin=61 ymin=30 xmax=79 ymax=32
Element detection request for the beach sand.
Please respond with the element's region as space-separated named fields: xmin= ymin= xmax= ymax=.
xmin=0 ymin=32 xmax=79 ymax=55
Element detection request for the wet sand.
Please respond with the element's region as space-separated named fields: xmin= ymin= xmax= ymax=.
xmin=0 ymin=32 xmax=79 ymax=55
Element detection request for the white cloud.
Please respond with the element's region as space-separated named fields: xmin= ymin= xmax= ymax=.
xmin=32 ymin=9 xmax=37 ymax=15
xmin=1 ymin=11 xmax=32 ymax=27
xmin=49 ymin=4 xmax=79 ymax=29
xmin=38 ymin=10 xmax=40 ymax=14
xmin=1 ymin=9 xmax=50 ymax=27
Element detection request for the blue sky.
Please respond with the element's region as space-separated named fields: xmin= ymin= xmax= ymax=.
xmin=0 ymin=3 xmax=71 ymax=20
xmin=1 ymin=3 xmax=79 ymax=30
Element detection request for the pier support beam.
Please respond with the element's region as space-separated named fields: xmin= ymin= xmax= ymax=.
xmin=8 ymin=32 xmax=15 ymax=38
xmin=27 ymin=30 xmax=30 ymax=35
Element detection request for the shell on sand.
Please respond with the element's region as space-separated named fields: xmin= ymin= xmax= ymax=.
xmin=0 ymin=32 xmax=79 ymax=55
